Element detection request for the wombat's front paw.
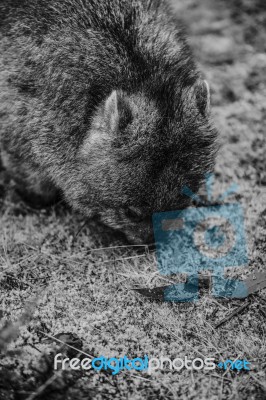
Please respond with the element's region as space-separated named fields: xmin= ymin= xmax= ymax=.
xmin=15 ymin=182 xmax=60 ymax=208
xmin=1 ymin=151 xmax=59 ymax=207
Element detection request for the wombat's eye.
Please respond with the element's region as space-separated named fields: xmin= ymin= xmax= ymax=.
xmin=125 ymin=206 xmax=143 ymax=221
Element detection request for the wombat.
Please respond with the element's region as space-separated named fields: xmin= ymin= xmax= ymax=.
xmin=0 ymin=0 xmax=218 ymax=243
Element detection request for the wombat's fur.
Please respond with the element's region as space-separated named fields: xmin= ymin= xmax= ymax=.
xmin=0 ymin=0 xmax=218 ymax=243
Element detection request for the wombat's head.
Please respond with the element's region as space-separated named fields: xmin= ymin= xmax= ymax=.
xmin=75 ymin=83 xmax=218 ymax=244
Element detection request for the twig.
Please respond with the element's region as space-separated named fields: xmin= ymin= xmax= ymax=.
xmin=73 ymin=220 xmax=89 ymax=241
xmin=250 ymin=373 xmax=266 ymax=391
xmin=26 ymin=374 xmax=60 ymax=400
xmin=28 ymin=343 xmax=42 ymax=353
xmin=90 ymin=244 xmax=150 ymax=252
xmin=214 ymin=300 xmax=250 ymax=329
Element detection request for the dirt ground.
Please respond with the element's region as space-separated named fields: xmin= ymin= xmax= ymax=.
xmin=0 ymin=0 xmax=266 ymax=399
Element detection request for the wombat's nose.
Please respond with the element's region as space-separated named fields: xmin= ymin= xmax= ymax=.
xmin=126 ymin=234 xmax=154 ymax=245
xmin=125 ymin=221 xmax=154 ymax=245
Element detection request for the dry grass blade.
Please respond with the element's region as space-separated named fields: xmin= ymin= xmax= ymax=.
xmin=38 ymin=330 xmax=94 ymax=359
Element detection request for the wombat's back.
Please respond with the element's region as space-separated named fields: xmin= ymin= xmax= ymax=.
xmin=0 ymin=0 xmax=197 ymax=112
xmin=0 ymin=0 xmax=217 ymax=243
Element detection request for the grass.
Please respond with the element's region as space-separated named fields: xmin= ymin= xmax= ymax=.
xmin=0 ymin=0 xmax=266 ymax=399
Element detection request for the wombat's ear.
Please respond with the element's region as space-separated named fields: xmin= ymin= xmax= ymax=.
xmin=195 ymin=80 xmax=211 ymax=116
xmin=104 ymin=90 xmax=119 ymax=132
xmin=103 ymin=90 xmax=133 ymax=134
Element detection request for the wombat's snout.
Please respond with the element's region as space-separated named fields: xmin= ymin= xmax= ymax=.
xmin=124 ymin=219 xmax=155 ymax=245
